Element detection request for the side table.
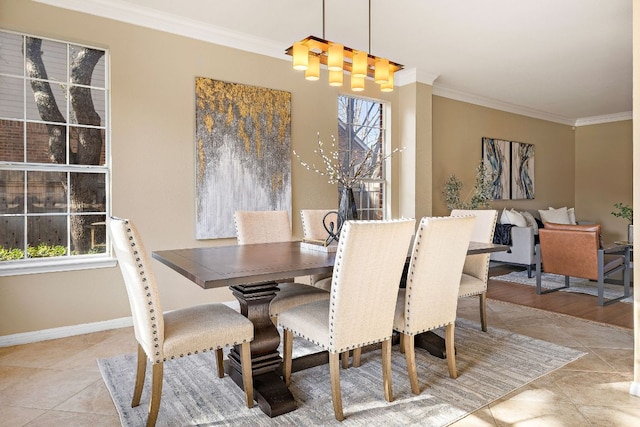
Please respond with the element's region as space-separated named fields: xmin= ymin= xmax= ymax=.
xmin=611 ymin=241 xmax=633 ymax=285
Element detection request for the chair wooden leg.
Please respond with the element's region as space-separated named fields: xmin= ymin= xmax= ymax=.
xmin=341 ymin=351 xmax=349 ymax=369
xmin=282 ymin=329 xmax=293 ymax=386
xmin=403 ymin=333 xmax=420 ymax=394
xmin=329 ymin=352 xmax=344 ymax=421
xmin=146 ymin=362 xmax=163 ymax=427
xmin=215 ymin=348 xmax=224 ymax=378
xmin=352 ymin=347 xmax=362 ymax=368
xmin=479 ymin=292 xmax=487 ymax=332
xmin=132 ymin=344 xmax=146 ymax=407
xmin=381 ymin=338 xmax=393 ymax=402
xmin=445 ymin=324 xmax=457 ymax=379
xmin=399 ymin=333 xmax=405 ymax=354
xmin=240 ymin=341 xmax=254 ymax=408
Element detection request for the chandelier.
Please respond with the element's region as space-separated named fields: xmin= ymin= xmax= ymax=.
xmin=285 ymin=0 xmax=403 ymax=92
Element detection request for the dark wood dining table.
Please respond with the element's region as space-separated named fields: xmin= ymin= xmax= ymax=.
xmin=152 ymin=240 xmax=507 ymax=417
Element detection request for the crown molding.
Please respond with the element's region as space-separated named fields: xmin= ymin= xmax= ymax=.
xmin=432 ymin=85 xmax=632 ymax=126
xmin=36 ymin=1 xmax=629 ymax=127
xmin=395 ymin=68 xmax=440 ymax=87
xmin=432 ymin=85 xmax=576 ymax=126
xmin=574 ymin=111 xmax=633 ymax=126
xmin=34 ymin=0 xmax=288 ymax=59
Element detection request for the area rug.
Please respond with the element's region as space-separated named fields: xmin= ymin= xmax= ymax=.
xmin=98 ymin=318 xmax=584 ymax=426
xmin=492 ymin=270 xmax=633 ymax=303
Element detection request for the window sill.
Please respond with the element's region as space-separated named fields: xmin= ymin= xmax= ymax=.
xmin=0 ymin=256 xmax=117 ymax=277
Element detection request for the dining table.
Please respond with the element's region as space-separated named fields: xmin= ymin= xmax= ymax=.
xmin=152 ymin=240 xmax=507 ymax=417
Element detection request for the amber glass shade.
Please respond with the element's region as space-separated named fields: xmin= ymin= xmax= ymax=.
xmin=374 ymin=58 xmax=389 ymax=84
xmin=305 ymin=54 xmax=320 ymax=81
xmin=329 ymin=69 xmax=343 ymax=86
xmin=328 ymin=43 xmax=344 ymax=71
xmin=380 ymin=70 xmax=394 ymax=92
xmin=292 ymin=41 xmax=309 ymax=70
xmin=351 ymin=74 xmax=365 ymax=91
xmin=352 ymin=50 xmax=368 ymax=78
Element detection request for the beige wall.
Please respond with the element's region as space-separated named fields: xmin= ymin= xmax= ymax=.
xmin=432 ymin=96 xmax=577 ymax=217
xmin=0 ymin=0 xmax=394 ymax=336
xmin=0 ymin=0 xmax=633 ymax=339
xmin=432 ymin=96 xmax=633 ymax=240
xmin=395 ymin=82 xmax=434 ymax=220
xmin=575 ymin=121 xmax=633 ymax=242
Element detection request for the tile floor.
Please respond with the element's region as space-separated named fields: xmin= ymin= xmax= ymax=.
xmin=0 ymin=298 xmax=637 ymax=426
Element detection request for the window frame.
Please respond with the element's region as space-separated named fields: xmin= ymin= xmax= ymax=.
xmin=337 ymin=94 xmax=391 ymax=220
xmin=0 ymin=29 xmax=114 ymax=276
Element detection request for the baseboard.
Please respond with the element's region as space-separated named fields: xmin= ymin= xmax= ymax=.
xmin=630 ymin=382 xmax=640 ymax=397
xmin=0 ymin=300 xmax=242 ymax=348
xmin=0 ymin=317 xmax=133 ymax=347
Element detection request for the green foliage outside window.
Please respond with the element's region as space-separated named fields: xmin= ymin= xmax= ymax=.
xmin=0 ymin=247 xmax=25 ymax=261
xmin=27 ymin=243 xmax=67 ymax=258
xmin=0 ymin=243 xmax=67 ymax=261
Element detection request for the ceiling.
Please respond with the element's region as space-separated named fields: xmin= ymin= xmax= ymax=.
xmin=37 ymin=0 xmax=633 ymax=125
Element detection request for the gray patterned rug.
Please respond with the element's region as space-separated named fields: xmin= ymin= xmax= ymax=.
xmin=98 ymin=318 xmax=584 ymax=426
xmin=492 ymin=270 xmax=633 ymax=303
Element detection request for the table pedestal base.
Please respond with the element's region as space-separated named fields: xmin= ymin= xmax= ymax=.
xmin=227 ymin=282 xmax=296 ymax=417
xmin=228 ymin=364 xmax=296 ymax=417
xmin=414 ymin=331 xmax=455 ymax=359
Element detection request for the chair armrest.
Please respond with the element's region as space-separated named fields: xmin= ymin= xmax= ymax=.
xmin=510 ymin=226 xmax=535 ymax=252
xmin=603 ymin=242 xmax=629 ymax=253
xmin=490 ymin=226 xmax=536 ymax=264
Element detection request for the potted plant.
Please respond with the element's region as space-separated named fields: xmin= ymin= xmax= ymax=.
xmin=611 ymin=202 xmax=633 ymax=243
xmin=442 ymin=161 xmax=493 ymax=210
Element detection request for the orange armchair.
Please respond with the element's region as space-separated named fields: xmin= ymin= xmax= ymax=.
xmin=535 ymin=222 xmax=630 ymax=306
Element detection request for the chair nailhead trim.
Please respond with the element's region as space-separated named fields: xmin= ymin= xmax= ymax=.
xmin=123 ymin=224 xmax=162 ymax=364
xmin=404 ymin=224 xmax=425 ymax=328
xmin=160 ymin=340 xmax=252 ymax=362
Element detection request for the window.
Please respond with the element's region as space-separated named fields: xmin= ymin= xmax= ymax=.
xmin=0 ymin=30 xmax=110 ymax=273
xmin=337 ymin=95 xmax=387 ymax=220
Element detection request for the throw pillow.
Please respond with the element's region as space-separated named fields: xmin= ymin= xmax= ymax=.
xmin=499 ymin=208 xmax=511 ymax=225
xmin=538 ymin=207 xmax=571 ymax=224
xmin=520 ymin=211 xmax=539 ymax=234
xmin=548 ymin=206 xmax=577 ymax=224
xmin=506 ymin=209 xmax=527 ymax=227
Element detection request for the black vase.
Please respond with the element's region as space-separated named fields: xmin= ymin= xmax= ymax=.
xmin=337 ymin=187 xmax=358 ymax=238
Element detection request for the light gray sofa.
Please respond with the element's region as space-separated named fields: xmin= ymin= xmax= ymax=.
xmin=490 ymin=225 xmax=539 ymax=277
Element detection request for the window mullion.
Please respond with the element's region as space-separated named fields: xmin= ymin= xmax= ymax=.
xmin=0 ymin=29 xmax=110 ymax=271
xmin=338 ymin=95 xmax=386 ymax=220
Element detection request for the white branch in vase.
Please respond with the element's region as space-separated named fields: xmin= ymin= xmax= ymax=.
xmin=292 ymin=133 xmax=403 ymax=189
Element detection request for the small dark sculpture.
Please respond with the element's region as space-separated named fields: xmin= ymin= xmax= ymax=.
xmin=322 ymin=211 xmax=340 ymax=245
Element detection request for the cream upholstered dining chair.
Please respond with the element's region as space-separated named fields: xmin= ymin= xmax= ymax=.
xmin=109 ymin=217 xmax=254 ymax=427
xmin=393 ymin=216 xmax=476 ymax=394
xmin=233 ymin=210 xmax=330 ymax=321
xmin=300 ymin=209 xmax=339 ymax=291
xmin=450 ymin=209 xmax=498 ymax=332
xmin=279 ymin=219 xmax=415 ymax=421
